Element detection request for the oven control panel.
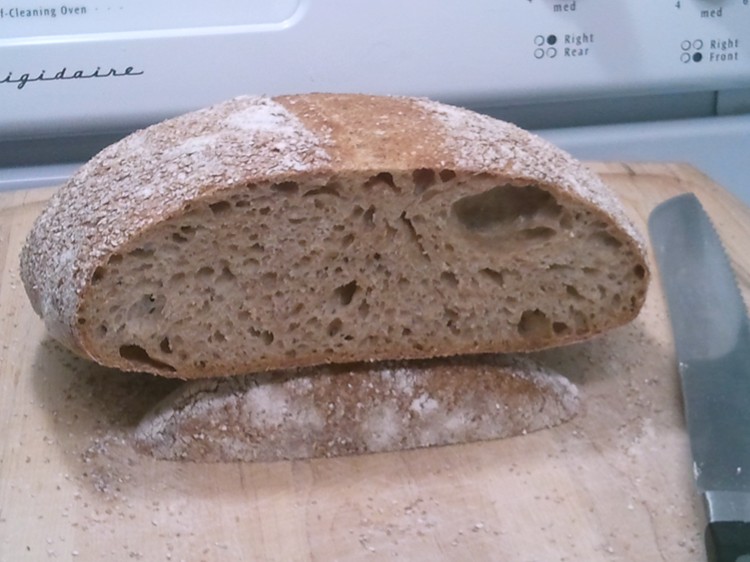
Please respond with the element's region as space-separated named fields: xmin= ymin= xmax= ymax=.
xmin=2 ymin=0 xmax=749 ymax=138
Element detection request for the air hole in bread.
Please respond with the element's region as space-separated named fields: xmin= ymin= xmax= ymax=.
xmin=160 ymin=337 xmax=172 ymax=353
xmin=364 ymin=172 xmax=397 ymax=191
xmin=172 ymin=232 xmax=189 ymax=243
xmin=334 ymin=280 xmax=358 ymax=306
xmin=520 ymin=227 xmax=557 ymax=241
xmin=480 ymin=267 xmax=505 ymax=287
xmin=249 ymin=326 xmax=274 ymax=345
xmin=549 ymin=264 xmax=572 ymax=272
xmin=590 ymin=230 xmax=622 ymax=248
xmin=209 ymin=200 xmax=231 ymax=214
xmin=452 ymin=184 xmax=561 ymax=233
xmin=440 ymin=271 xmax=458 ymax=287
xmin=518 ymin=309 xmax=552 ymax=338
xmin=129 ymin=247 xmax=154 ymax=258
xmin=218 ymin=266 xmax=236 ymax=283
xmin=271 ymin=181 xmax=299 ymax=194
xmin=633 ymin=265 xmax=646 ymax=279
xmin=328 ymin=318 xmax=343 ymax=337
xmin=197 ymin=266 xmax=214 ymax=278
xmin=212 ymin=330 xmax=226 ymax=343
xmin=399 ymin=212 xmax=430 ymax=262
xmin=119 ymin=344 xmax=176 ymax=372
xmin=261 ymin=272 xmax=277 ymax=288
xmin=553 ymin=321 xmax=570 ymax=335
xmin=384 ymin=220 xmax=398 ymax=241
xmin=413 ymin=168 xmax=437 ymax=195
xmin=362 ymin=206 xmax=376 ymax=228
xmin=91 ymin=266 xmax=105 ymax=284
xmin=566 ymin=285 xmax=584 ymax=299
xmin=304 ymin=182 xmax=341 ymax=198
xmin=444 ymin=307 xmax=460 ymax=334
xmin=108 ymin=253 xmax=123 ymax=265
xmin=439 ymin=169 xmax=456 ymax=182
xmin=341 ymin=233 xmax=355 ymax=248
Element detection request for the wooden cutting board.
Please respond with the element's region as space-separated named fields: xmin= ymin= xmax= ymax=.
xmin=2 ymin=162 xmax=749 ymax=562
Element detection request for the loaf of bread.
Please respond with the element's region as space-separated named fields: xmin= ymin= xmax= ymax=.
xmin=20 ymin=93 xmax=648 ymax=379
xmin=134 ymin=354 xmax=579 ymax=462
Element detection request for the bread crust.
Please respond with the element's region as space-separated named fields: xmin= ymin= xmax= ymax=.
xmin=134 ymin=354 xmax=580 ymax=462
xmin=20 ymin=94 xmax=649 ymax=376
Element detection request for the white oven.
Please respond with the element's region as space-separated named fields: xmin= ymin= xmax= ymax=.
xmin=2 ymin=1 xmax=749 ymax=203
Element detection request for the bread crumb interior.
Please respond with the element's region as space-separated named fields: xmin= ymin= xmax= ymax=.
xmin=79 ymin=170 xmax=646 ymax=377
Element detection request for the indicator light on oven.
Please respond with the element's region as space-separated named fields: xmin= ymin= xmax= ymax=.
xmin=533 ymin=34 xmax=558 ymax=46
xmin=679 ymin=38 xmax=704 ymax=64
xmin=533 ymin=33 xmax=559 ymax=59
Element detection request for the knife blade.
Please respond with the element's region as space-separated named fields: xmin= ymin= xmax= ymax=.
xmin=648 ymin=193 xmax=750 ymax=562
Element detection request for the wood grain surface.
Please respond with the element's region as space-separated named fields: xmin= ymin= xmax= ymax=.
xmin=2 ymin=163 xmax=749 ymax=562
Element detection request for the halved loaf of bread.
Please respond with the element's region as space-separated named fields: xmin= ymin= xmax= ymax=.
xmin=20 ymin=93 xmax=648 ymax=379
xmin=134 ymin=354 xmax=579 ymax=462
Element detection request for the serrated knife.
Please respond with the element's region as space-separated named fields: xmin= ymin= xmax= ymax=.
xmin=649 ymin=193 xmax=750 ymax=562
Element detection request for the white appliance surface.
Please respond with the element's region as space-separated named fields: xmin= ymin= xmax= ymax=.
xmin=1 ymin=0 xmax=749 ymax=205
xmin=542 ymin=114 xmax=750 ymax=206
xmin=2 ymin=1 xmax=750 ymax=137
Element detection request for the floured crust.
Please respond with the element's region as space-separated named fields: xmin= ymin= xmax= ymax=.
xmin=19 ymin=93 xmax=649 ymax=375
xmin=133 ymin=354 xmax=580 ymax=462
